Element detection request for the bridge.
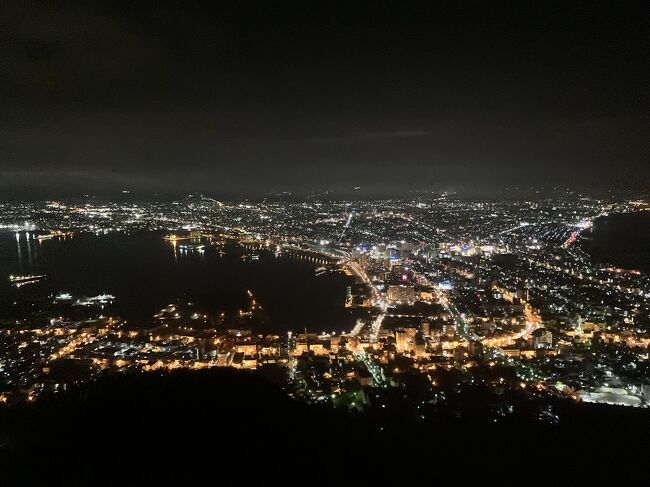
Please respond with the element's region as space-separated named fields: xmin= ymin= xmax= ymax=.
xmin=279 ymin=242 xmax=350 ymax=263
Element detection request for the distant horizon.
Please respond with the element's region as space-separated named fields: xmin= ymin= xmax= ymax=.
xmin=1 ymin=182 xmax=648 ymax=202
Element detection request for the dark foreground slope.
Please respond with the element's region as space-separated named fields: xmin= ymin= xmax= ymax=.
xmin=0 ymin=369 xmax=648 ymax=485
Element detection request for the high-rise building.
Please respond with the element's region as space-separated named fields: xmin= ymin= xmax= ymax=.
xmin=395 ymin=329 xmax=410 ymax=352
xmin=414 ymin=332 xmax=427 ymax=358
xmin=395 ymin=327 xmax=417 ymax=353
xmin=421 ymin=322 xmax=430 ymax=337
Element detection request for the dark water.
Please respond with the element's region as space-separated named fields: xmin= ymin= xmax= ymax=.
xmin=582 ymin=211 xmax=650 ymax=273
xmin=0 ymin=231 xmax=354 ymax=333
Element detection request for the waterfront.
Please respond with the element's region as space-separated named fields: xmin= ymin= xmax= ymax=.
xmin=0 ymin=194 xmax=647 ymax=426
xmin=0 ymin=231 xmax=354 ymax=333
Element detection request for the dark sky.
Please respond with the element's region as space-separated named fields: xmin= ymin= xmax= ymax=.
xmin=1 ymin=1 xmax=648 ymax=198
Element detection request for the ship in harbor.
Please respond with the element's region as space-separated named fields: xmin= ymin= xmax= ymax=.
xmin=240 ymin=252 xmax=260 ymax=262
xmin=8 ymin=274 xmax=47 ymax=287
xmin=178 ymin=244 xmax=206 ymax=251
xmin=36 ymin=231 xmax=74 ymax=241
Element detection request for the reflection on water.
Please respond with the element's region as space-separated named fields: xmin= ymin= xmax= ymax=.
xmin=0 ymin=231 xmax=355 ymax=333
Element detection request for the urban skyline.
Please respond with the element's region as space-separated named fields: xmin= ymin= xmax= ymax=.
xmin=1 ymin=0 xmax=648 ymax=483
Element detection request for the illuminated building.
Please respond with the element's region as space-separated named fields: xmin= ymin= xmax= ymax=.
xmin=387 ymin=285 xmax=417 ymax=302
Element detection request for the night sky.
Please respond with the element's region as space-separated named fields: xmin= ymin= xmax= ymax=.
xmin=1 ymin=1 xmax=648 ymax=198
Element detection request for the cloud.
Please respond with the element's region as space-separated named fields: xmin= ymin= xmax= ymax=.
xmin=363 ymin=130 xmax=429 ymax=138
